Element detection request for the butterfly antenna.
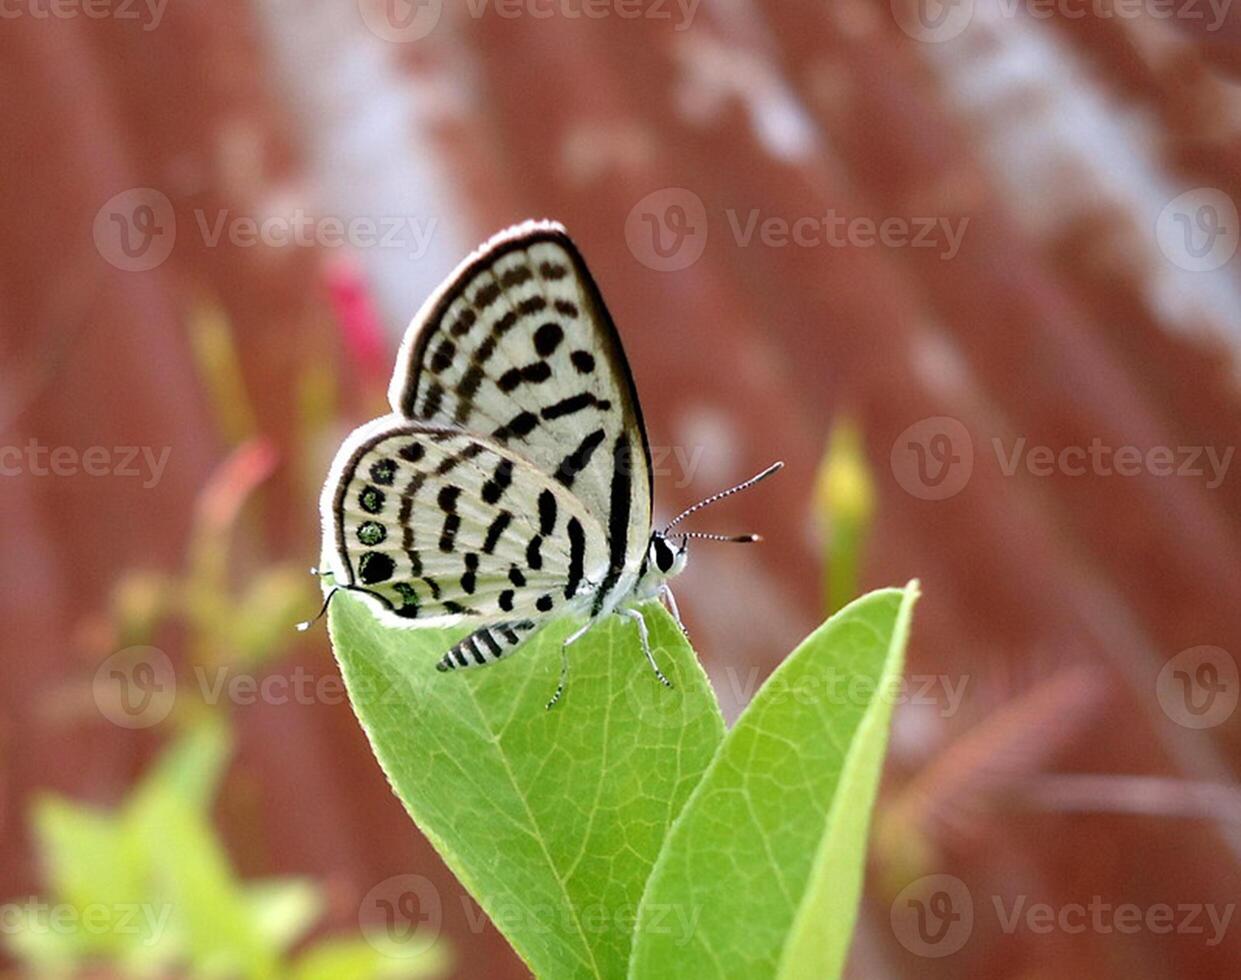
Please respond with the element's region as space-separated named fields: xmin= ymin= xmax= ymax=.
xmin=296 ymin=587 xmax=340 ymax=632
xmin=664 ymin=461 xmax=784 ymax=531
xmin=678 ymin=531 xmax=762 ymax=543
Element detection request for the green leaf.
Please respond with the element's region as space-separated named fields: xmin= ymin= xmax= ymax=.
xmin=130 ymin=716 xmax=232 ymax=813
xmin=127 ymin=789 xmax=278 ymax=979
xmin=328 ymin=593 xmax=726 ymax=980
xmin=629 ymin=583 xmax=919 ymax=980
xmin=31 ymin=797 xmax=145 ymax=916
xmin=244 ymin=878 xmax=324 ymax=953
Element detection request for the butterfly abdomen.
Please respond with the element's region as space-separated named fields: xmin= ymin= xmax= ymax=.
xmin=435 ymin=620 xmax=538 ymax=671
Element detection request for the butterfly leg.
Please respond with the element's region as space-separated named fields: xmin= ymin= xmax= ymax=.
xmin=545 ymin=619 xmax=595 ymax=710
xmin=621 ymin=607 xmax=673 ymax=691
xmin=659 ymin=585 xmax=689 ymax=640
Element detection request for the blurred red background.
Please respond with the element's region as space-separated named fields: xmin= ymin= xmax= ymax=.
xmin=2 ymin=1 xmax=1240 ymax=977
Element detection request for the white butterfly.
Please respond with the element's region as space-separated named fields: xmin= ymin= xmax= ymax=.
xmin=312 ymin=220 xmax=781 ymax=706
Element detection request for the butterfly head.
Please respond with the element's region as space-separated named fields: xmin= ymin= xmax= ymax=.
xmin=642 ymin=530 xmax=689 ymax=586
xmin=637 ymin=461 xmax=785 ymax=592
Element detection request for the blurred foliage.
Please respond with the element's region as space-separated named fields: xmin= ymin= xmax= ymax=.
xmin=2 ymin=722 xmax=447 ymax=979
xmin=5 ymin=299 xmax=451 ymax=979
xmin=814 ymin=418 xmax=875 ymax=616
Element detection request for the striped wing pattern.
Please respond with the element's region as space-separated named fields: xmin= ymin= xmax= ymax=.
xmin=388 ymin=223 xmax=653 ymax=613
xmin=328 ymin=420 xmax=610 ymax=629
xmin=323 ymin=221 xmax=655 ymax=672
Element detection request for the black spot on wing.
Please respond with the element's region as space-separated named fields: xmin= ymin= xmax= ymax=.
xmin=498 ymin=361 xmax=552 ymax=392
xmin=357 ymin=521 xmax=386 ymax=546
xmin=593 ymin=433 xmax=633 ymax=616
xmin=369 ymin=458 xmax=396 ymax=486
xmin=534 ymin=321 xmax=564 ymax=356
xmin=554 ymin=428 xmax=606 ymax=487
xmin=420 ymin=381 xmax=444 ymax=418
xmin=526 ymin=536 xmax=543 ymax=571
xmin=482 ymin=458 xmax=514 ymax=504
xmin=449 ymin=308 xmax=476 ymax=337
xmin=437 ymin=485 xmax=461 ymax=512
xmin=473 ymin=281 xmax=502 ymax=309
xmin=538 ymin=489 xmax=557 ymax=536
xmin=565 ymin=517 xmax=585 ymax=599
xmin=493 ymin=411 xmax=538 ymax=442
xmin=501 ymin=266 xmax=533 ymax=288
xmin=393 ymin=582 xmax=419 ymax=618
xmin=438 ymin=513 xmax=460 ymax=553
xmin=460 ymin=553 xmax=479 ymax=594
xmin=435 ymin=442 xmax=484 ymax=476
xmin=542 ymin=392 xmax=612 ymax=421
xmin=358 ymin=551 xmax=395 ymax=584
xmin=430 ymin=339 xmax=455 ymax=374
xmin=483 ymin=510 xmax=512 ymax=554
xmin=359 ymin=486 xmax=385 ymax=514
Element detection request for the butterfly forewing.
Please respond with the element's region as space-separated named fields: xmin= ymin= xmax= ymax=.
xmin=325 ymin=418 xmax=610 ymax=628
xmin=387 ymin=223 xmax=653 ymax=605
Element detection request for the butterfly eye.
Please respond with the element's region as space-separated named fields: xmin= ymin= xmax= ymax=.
xmin=652 ymin=536 xmax=675 ymax=573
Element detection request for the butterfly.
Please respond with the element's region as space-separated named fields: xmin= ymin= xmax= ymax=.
xmin=308 ymin=220 xmax=781 ymax=707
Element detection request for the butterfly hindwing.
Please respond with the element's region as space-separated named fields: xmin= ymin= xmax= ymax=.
xmin=323 ymin=417 xmax=611 ymax=629
xmin=387 ymin=221 xmax=653 ymax=608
